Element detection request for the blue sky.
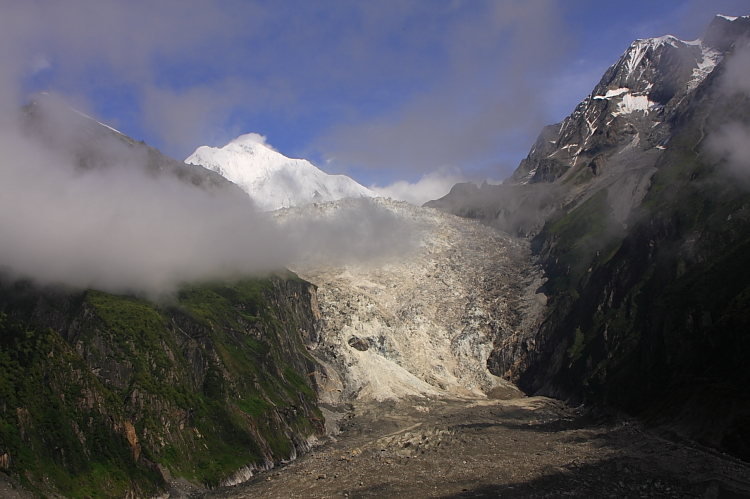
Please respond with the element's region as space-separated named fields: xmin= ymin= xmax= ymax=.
xmin=5 ymin=0 xmax=749 ymax=199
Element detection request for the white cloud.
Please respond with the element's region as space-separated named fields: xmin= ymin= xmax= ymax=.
xmin=707 ymin=122 xmax=750 ymax=175
xmin=30 ymin=54 xmax=51 ymax=74
xmin=370 ymin=167 xmax=500 ymax=206
xmin=722 ymin=41 xmax=750 ymax=96
xmin=228 ymin=132 xmax=276 ymax=150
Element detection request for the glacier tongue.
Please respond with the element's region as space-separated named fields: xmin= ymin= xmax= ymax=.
xmin=274 ymin=198 xmax=539 ymax=403
xmin=185 ymin=133 xmax=378 ymax=211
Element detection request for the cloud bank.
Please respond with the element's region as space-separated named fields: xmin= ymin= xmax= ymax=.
xmin=0 ymin=109 xmax=288 ymax=296
xmin=0 ymin=98 xmax=417 ymax=298
xmin=276 ymin=198 xmax=418 ymax=265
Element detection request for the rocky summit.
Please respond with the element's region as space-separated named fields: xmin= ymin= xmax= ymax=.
xmin=427 ymin=14 xmax=750 ymax=237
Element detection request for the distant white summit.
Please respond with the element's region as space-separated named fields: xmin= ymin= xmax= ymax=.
xmin=185 ymin=133 xmax=378 ymax=211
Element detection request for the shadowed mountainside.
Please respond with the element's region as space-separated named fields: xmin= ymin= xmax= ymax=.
xmin=429 ymin=15 xmax=750 ymax=460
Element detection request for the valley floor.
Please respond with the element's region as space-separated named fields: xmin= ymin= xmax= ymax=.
xmin=203 ymin=396 xmax=750 ymax=499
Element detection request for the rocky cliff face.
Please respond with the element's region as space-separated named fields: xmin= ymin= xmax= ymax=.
xmin=513 ymin=19 xmax=750 ymax=458
xmin=0 ymin=273 xmax=323 ymax=497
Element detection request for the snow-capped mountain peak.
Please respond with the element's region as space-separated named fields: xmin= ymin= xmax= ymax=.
xmin=508 ymin=13 xmax=750 ymax=189
xmin=185 ymin=134 xmax=378 ymax=211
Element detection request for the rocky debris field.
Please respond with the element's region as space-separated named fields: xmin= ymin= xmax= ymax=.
xmin=202 ymin=396 xmax=750 ymax=499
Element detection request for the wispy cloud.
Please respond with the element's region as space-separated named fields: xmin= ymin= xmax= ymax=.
xmin=370 ymin=167 xmax=500 ymax=206
xmin=707 ymin=122 xmax=750 ymax=175
xmin=313 ymin=0 xmax=571 ymax=180
xmin=720 ymin=40 xmax=750 ymax=96
xmin=0 ymin=0 xmax=577 ymax=179
xmin=705 ymin=41 xmax=750 ymax=177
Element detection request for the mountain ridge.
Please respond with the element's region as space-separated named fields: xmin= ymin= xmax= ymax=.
xmin=21 ymin=95 xmax=247 ymax=200
xmin=427 ymin=13 xmax=750 ymax=460
xmin=0 ymin=101 xmax=328 ymax=497
xmin=426 ymin=14 xmax=749 ymax=237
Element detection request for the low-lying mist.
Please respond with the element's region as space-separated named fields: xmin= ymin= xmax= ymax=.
xmin=275 ymin=198 xmax=419 ymax=266
xmin=0 ymin=98 xmax=417 ymax=299
xmin=705 ymin=41 xmax=750 ymax=178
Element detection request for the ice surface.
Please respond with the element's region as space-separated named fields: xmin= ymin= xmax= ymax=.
xmin=613 ymin=94 xmax=655 ymax=115
xmin=594 ymin=87 xmax=630 ymax=100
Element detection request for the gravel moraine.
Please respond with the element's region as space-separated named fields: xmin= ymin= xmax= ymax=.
xmin=202 ymin=395 xmax=750 ymax=499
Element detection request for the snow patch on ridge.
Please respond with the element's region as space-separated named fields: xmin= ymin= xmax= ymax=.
xmin=625 ymin=37 xmax=678 ymax=76
xmin=688 ymin=44 xmax=722 ymax=91
xmin=626 ymin=40 xmax=649 ymax=76
xmin=71 ymin=108 xmax=124 ymax=135
xmin=614 ymin=94 xmax=657 ymax=116
xmin=604 ymin=87 xmax=630 ymax=98
xmin=516 ymin=167 xmax=538 ymax=185
xmin=595 ymin=87 xmax=659 ymax=116
xmin=594 ymin=87 xmax=630 ymax=101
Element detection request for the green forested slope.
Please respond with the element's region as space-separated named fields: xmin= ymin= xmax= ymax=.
xmin=0 ymin=273 xmax=323 ymax=497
